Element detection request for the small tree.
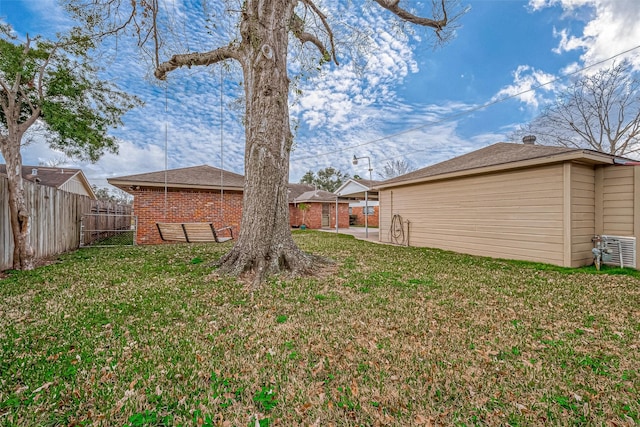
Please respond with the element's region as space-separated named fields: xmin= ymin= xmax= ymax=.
xmin=92 ymin=185 xmax=133 ymax=205
xmin=512 ymin=60 xmax=640 ymax=156
xmin=0 ymin=26 xmax=140 ymax=270
xmin=297 ymin=203 xmax=310 ymax=227
xmin=300 ymin=167 xmax=350 ymax=192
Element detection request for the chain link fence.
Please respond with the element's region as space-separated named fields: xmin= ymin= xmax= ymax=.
xmin=80 ymin=206 xmax=136 ymax=247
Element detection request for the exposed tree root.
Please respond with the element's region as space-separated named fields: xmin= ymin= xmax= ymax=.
xmin=215 ymin=244 xmax=333 ymax=290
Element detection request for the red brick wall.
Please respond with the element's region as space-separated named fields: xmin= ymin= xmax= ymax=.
xmin=131 ymin=188 xmax=243 ymax=245
xmin=289 ymin=204 xmax=302 ymax=227
xmin=352 ymin=205 xmax=379 ymax=227
xmin=306 ymin=204 xmax=324 ymax=229
xmin=289 ymin=202 xmax=350 ymax=229
xmin=334 ymin=203 xmax=350 ymax=229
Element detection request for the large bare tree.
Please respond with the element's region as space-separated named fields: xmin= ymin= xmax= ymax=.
xmin=378 ymin=159 xmax=415 ymax=179
xmin=0 ymin=26 xmax=139 ymax=270
xmin=66 ymin=0 xmax=465 ymax=285
xmin=512 ymin=60 xmax=640 ymax=157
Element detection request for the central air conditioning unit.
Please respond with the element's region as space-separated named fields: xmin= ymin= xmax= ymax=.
xmin=601 ymin=235 xmax=636 ymax=269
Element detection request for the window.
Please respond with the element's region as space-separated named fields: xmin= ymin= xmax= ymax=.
xmin=363 ymin=206 xmax=374 ymax=216
xmin=348 ymin=207 xmax=353 ymax=215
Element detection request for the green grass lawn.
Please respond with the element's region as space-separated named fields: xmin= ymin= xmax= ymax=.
xmin=1 ymin=231 xmax=639 ymax=426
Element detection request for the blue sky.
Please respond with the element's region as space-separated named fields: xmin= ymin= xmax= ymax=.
xmin=1 ymin=0 xmax=640 ymax=190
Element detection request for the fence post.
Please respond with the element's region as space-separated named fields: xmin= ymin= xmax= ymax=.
xmin=80 ymin=214 xmax=85 ymax=247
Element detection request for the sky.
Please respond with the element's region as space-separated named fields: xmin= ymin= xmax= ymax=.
xmin=1 ymin=0 xmax=640 ymax=191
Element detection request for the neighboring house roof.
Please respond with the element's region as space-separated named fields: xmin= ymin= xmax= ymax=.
xmin=0 ymin=164 xmax=97 ymax=199
xmin=378 ymin=142 xmax=626 ymax=189
xmin=354 ymin=178 xmax=382 ymax=188
xmin=108 ymin=165 xmax=245 ymax=192
xmin=288 ymin=183 xmax=316 ymax=201
xmin=335 ymin=178 xmax=379 ymax=200
xmin=109 ymin=166 xmax=351 ymax=202
xmin=293 ymin=189 xmax=349 ymax=204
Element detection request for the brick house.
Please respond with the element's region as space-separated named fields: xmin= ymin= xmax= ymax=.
xmin=109 ymin=166 xmax=350 ymax=244
xmin=335 ymin=179 xmax=380 ymax=227
xmin=349 ymin=202 xmax=380 ymax=227
xmin=108 ymin=165 xmax=243 ymax=245
xmin=288 ymin=183 xmax=350 ymax=229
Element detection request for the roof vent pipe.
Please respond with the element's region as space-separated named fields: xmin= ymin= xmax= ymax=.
xmin=522 ymin=135 xmax=536 ymax=145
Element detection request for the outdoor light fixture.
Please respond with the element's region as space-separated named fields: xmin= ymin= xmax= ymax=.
xmin=352 ymin=155 xmax=372 ymax=177
xmin=352 ymin=154 xmax=373 ymax=239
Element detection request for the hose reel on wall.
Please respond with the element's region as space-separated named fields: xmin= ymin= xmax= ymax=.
xmin=390 ymin=214 xmax=409 ymax=246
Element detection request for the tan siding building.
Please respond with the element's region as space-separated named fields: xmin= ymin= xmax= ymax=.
xmin=571 ymin=164 xmax=596 ymax=266
xmin=600 ymin=167 xmax=635 ymax=235
xmin=378 ymin=142 xmax=640 ymax=269
xmin=59 ymin=174 xmax=94 ymax=198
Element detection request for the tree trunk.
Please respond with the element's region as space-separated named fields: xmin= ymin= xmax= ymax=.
xmin=0 ymin=135 xmax=35 ymax=270
xmin=216 ymin=0 xmax=330 ymax=285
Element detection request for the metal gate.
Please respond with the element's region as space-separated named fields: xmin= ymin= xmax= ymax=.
xmin=80 ymin=213 xmax=137 ymax=247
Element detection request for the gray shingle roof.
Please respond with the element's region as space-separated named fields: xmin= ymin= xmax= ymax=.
xmin=354 ymin=178 xmax=382 ymax=189
xmin=293 ymin=189 xmax=347 ymax=203
xmin=380 ymin=143 xmax=585 ymax=186
xmin=0 ymin=164 xmax=81 ymax=188
xmin=108 ymin=165 xmax=245 ymax=190
xmin=287 ymin=183 xmax=315 ymax=201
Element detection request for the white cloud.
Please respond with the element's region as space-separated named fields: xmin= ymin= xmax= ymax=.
xmin=499 ymin=0 xmax=639 ymax=114
xmin=290 ymin=6 xmax=421 ymax=138
xmin=551 ymin=27 xmax=589 ymax=54
xmin=288 ymin=99 xmax=497 ymax=182
xmin=492 ymin=66 xmax=557 ymax=109
xmin=528 ymin=0 xmax=591 ymax=12
xmin=559 ymin=61 xmax=581 ymax=75
xmin=5 ymin=1 xmax=517 ymax=188
xmin=533 ymin=0 xmax=640 ymax=68
xmin=23 ymin=0 xmax=72 ymax=31
xmin=82 ymin=140 xmax=167 ymax=188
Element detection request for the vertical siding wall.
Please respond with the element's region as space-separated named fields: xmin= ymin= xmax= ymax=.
xmin=379 ymin=165 xmax=567 ymax=265
xmin=1 ymin=176 xmax=94 ymax=270
xmin=601 ymin=167 xmax=635 ymax=235
xmin=570 ymin=164 xmax=596 ymax=267
xmin=60 ymin=175 xmax=91 ymax=197
xmin=597 ymin=165 xmax=639 ymax=268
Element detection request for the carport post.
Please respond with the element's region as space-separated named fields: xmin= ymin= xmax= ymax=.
xmin=353 ymin=154 xmax=373 ymax=239
xmin=335 ymin=196 xmax=339 ymax=233
xmin=364 ymin=190 xmax=369 ymax=239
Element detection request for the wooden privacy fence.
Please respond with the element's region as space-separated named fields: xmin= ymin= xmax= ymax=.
xmin=1 ymin=175 xmax=131 ymax=270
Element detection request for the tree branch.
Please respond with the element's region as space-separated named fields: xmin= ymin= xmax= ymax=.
xmin=298 ymin=0 xmax=338 ymax=64
xmin=16 ymin=36 xmax=53 ymax=135
xmin=0 ymin=76 xmax=10 ymax=94
xmin=36 ymin=45 xmax=56 ymax=101
xmin=373 ymin=0 xmax=448 ymax=35
xmin=12 ymin=35 xmax=32 ymax=95
xmin=154 ymin=45 xmax=240 ymax=80
xmin=291 ymin=14 xmax=332 ymax=64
